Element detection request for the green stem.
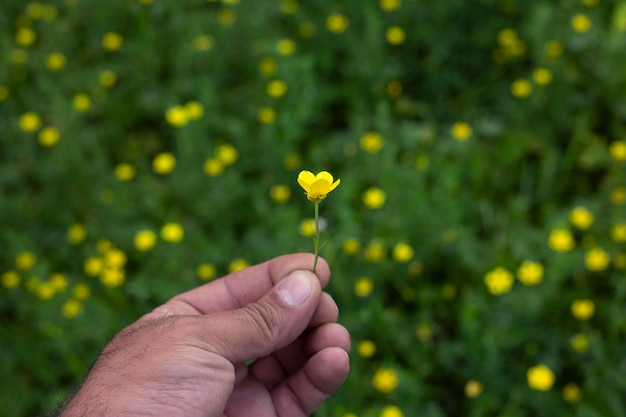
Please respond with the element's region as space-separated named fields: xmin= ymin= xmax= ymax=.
xmin=312 ymin=201 xmax=320 ymax=272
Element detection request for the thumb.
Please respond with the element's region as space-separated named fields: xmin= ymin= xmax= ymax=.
xmin=198 ymin=270 xmax=322 ymax=363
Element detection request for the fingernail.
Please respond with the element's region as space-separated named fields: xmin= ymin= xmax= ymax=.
xmin=277 ymin=270 xmax=312 ymax=306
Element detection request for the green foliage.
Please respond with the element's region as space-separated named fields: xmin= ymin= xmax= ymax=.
xmin=1 ymin=0 xmax=626 ymax=416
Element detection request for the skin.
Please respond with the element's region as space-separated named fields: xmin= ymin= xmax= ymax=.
xmin=58 ymin=253 xmax=350 ymax=417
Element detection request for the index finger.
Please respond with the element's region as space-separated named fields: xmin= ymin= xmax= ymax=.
xmin=167 ymin=253 xmax=330 ymax=315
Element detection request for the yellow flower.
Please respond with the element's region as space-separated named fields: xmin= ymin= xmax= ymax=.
xmin=299 ymin=219 xmax=317 ymax=237
xmin=228 ymin=258 xmax=249 ymax=273
xmin=217 ymin=8 xmax=236 ymax=25
xmin=204 ymin=158 xmax=224 ymax=176
xmin=84 ymin=257 xmax=103 ymax=276
xmin=49 ymin=273 xmax=69 ymax=292
xmin=258 ymin=107 xmax=276 ymax=124
xmin=101 ymin=267 xmax=125 ymax=287
xmin=281 ymin=0 xmax=298 ymax=14
xmin=372 ymin=368 xmax=399 ymax=393
xmin=105 ymin=248 xmax=127 ymax=268
xmin=259 ymin=56 xmax=278 ymax=76
xmin=357 ymin=340 xmax=376 ymax=358
xmin=392 ymin=242 xmax=414 ymax=263
xmin=326 ymin=13 xmax=349 ymax=34
xmin=19 ymin=112 xmax=41 ymax=132
xmin=380 ymin=405 xmax=403 ymax=417
xmin=386 ymin=26 xmax=405 ymax=45
xmin=72 ymin=93 xmax=91 ymax=112
xmin=185 ymin=101 xmax=204 ymax=120
xmin=193 ymin=35 xmax=214 ymax=52
xmin=134 ymin=230 xmax=157 ymax=251
xmin=465 ymin=380 xmax=484 ymax=398
xmin=516 ymin=261 xmax=544 ymax=286
xmin=360 ymin=131 xmax=384 ymax=153
xmin=115 ymin=163 xmax=136 ymax=181
xmin=585 ymin=247 xmax=610 ymax=271
xmin=571 ymin=299 xmax=595 ymax=320
xmin=165 ymin=105 xmax=189 ymax=127
xmin=562 ymin=383 xmax=582 ymax=403
xmin=152 ymin=152 xmax=176 ymax=174
xmin=342 ymin=237 xmax=360 ymax=255
xmin=362 ymin=187 xmax=386 ymax=209
xmin=102 ymin=32 xmax=123 ymax=51
xmin=97 ymin=238 xmax=113 ymax=253
xmin=161 ymin=222 xmax=184 ymax=243
xmin=533 ymin=67 xmax=553 ymax=86
xmin=609 ymin=141 xmax=626 ymax=161
xmin=72 ymin=283 xmax=91 ymax=300
xmin=548 ymin=229 xmax=575 ymax=252
xmin=270 ymin=184 xmax=291 ymax=204
xmin=612 ymin=186 xmax=626 ymax=205
xmin=484 ymin=267 xmax=514 ymax=295
xmin=38 ymin=126 xmax=60 ymax=147
xmin=36 ymin=281 xmax=56 ymax=300
xmin=364 ymin=240 xmax=386 ymax=262
xmin=99 ymin=70 xmax=117 ymax=88
xmin=572 ymin=14 xmax=591 ymax=32
xmin=276 ymin=38 xmax=296 ymax=56
xmin=354 ymin=276 xmax=374 ymax=297
xmin=612 ymin=223 xmax=626 ymax=243
xmin=569 ymin=206 xmax=594 ymax=229
xmin=267 ymin=79 xmax=288 ymax=98
xmin=527 ymin=364 xmax=555 ymax=391
xmin=511 ymin=79 xmax=532 ymax=98
xmin=45 ymin=52 xmax=66 ymax=71
xmin=297 ymin=170 xmax=341 ymax=202
xmin=570 ymin=333 xmax=589 ymax=353
xmin=380 ymin=0 xmax=401 ymax=12
xmin=284 ymin=153 xmax=302 ymax=170
xmin=451 ymin=122 xmax=472 ymax=141
xmin=16 ymin=252 xmax=36 ymax=271
xmin=197 ymin=263 xmax=217 ymax=281
xmin=545 ymin=40 xmax=564 ymax=58
xmin=1 ymin=271 xmax=20 ymax=288
xmin=15 ymin=27 xmax=37 ymax=47
xmin=62 ymin=299 xmax=83 ymax=318
xmin=216 ymin=144 xmax=239 ymax=165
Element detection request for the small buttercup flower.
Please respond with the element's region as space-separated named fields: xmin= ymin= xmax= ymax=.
xmin=297 ymin=170 xmax=340 ymax=202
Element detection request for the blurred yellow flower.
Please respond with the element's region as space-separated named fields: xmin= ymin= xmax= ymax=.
xmin=97 ymin=239 xmax=113 ymax=253
xmin=102 ymin=32 xmax=123 ymax=51
xmin=217 ymin=8 xmax=236 ymax=25
xmin=84 ymin=257 xmax=104 ymax=276
xmin=354 ymin=276 xmax=374 ymax=297
xmin=185 ymin=101 xmax=204 ymax=120
xmin=72 ymin=93 xmax=91 ymax=112
xmin=392 ymin=242 xmax=414 ymax=263
xmin=511 ymin=79 xmax=532 ymax=98
xmin=72 ymin=283 xmax=91 ymax=300
xmin=342 ymin=238 xmax=360 ymax=255
xmin=297 ymin=170 xmax=341 ymax=202
xmin=258 ymin=107 xmax=276 ymax=124
xmin=386 ymin=26 xmax=406 ymax=45
xmin=267 ymin=79 xmax=288 ymax=98
xmin=0 ymin=85 xmax=8 ymax=101
xmin=380 ymin=405 xmax=403 ymax=417
xmin=360 ymin=131 xmax=384 ymax=153
xmin=281 ymin=0 xmax=298 ymax=14
xmin=101 ymin=268 xmax=125 ymax=287
xmin=115 ymin=163 xmax=136 ymax=181
xmin=612 ymin=186 xmax=626 ymax=205
xmin=197 ymin=263 xmax=217 ymax=281
xmin=380 ymin=0 xmax=401 ymax=12
xmin=585 ymin=247 xmax=610 ymax=271
xmin=38 ymin=126 xmax=60 ymax=147
xmin=570 ymin=333 xmax=589 ymax=353
xmin=99 ymin=70 xmax=117 ymax=88
xmin=276 ymin=38 xmax=296 ymax=56
xmin=165 ymin=105 xmax=189 ymax=127
xmin=545 ymin=40 xmax=564 ymax=58
xmin=362 ymin=187 xmax=386 ymax=209
xmin=15 ymin=27 xmax=36 ymax=47
xmin=569 ymin=206 xmax=594 ymax=229
xmin=45 ymin=52 xmax=66 ymax=71
xmin=36 ymin=281 xmax=55 ymax=300
xmin=49 ymin=273 xmax=69 ymax=292
xmin=612 ymin=223 xmax=626 ymax=242
xmin=451 ymin=122 xmax=472 ymax=141
xmin=134 ymin=230 xmax=157 ymax=251
xmin=217 ymin=144 xmax=239 ymax=165
xmin=533 ymin=67 xmax=553 ymax=86
xmin=298 ymin=22 xmax=316 ymax=38
xmin=161 ymin=222 xmax=184 ymax=243
xmin=19 ymin=112 xmax=41 ymax=132
xmin=270 ymin=184 xmax=291 ymax=204
xmin=299 ymin=219 xmax=316 ymax=237
xmin=364 ymin=240 xmax=386 ymax=262
xmin=548 ymin=229 xmax=575 ymax=252
xmin=283 ymin=153 xmax=302 ymax=170
xmin=357 ymin=340 xmax=376 ymax=358
xmin=484 ymin=267 xmax=514 ymax=295
xmin=259 ymin=56 xmax=278 ymax=76
xmin=609 ymin=141 xmax=626 ymax=161
xmin=562 ymin=383 xmax=582 ymax=404
xmin=465 ymin=380 xmax=484 ymax=398
xmin=571 ymin=14 xmax=591 ymax=32
xmin=326 ymin=13 xmax=349 ymax=34
xmin=204 ymin=158 xmax=225 ymax=177
xmin=152 ymin=152 xmax=176 ymax=175
xmin=1 ymin=271 xmax=20 ymax=288
xmin=62 ymin=299 xmax=82 ymax=318
xmin=105 ymin=248 xmax=127 ymax=268
xmin=228 ymin=258 xmax=249 ymax=273
xmin=16 ymin=252 xmax=36 ymax=271
xmin=571 ymin=299 xmax=595 ymax=320
xmin=516 ymin=261 xmax=544 ymax=286
xmin=193 ymin=35 xmax=214 ymax=52
xmin=372 ymin=368 xmax=399 ymax=393
xmin=527 ymin=364 xmax=555 ymax=391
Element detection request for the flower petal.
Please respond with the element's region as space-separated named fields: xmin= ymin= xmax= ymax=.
xmin=315 ymin=171 xmax=334 ymax=184
xmin=297 ymin=170 xmax=315 ymax=191
xmin=328 ymin=178 xmax=341 ymax=192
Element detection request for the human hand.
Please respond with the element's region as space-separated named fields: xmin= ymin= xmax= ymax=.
xmin=58 ymin=253 xmax=350 ymax=417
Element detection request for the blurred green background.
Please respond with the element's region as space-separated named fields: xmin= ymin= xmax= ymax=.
xmin=2 ymin=0 xmax=626 ymax=416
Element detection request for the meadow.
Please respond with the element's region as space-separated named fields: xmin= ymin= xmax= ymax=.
xmin=1 ymin=0 xmax=626 ymax=416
